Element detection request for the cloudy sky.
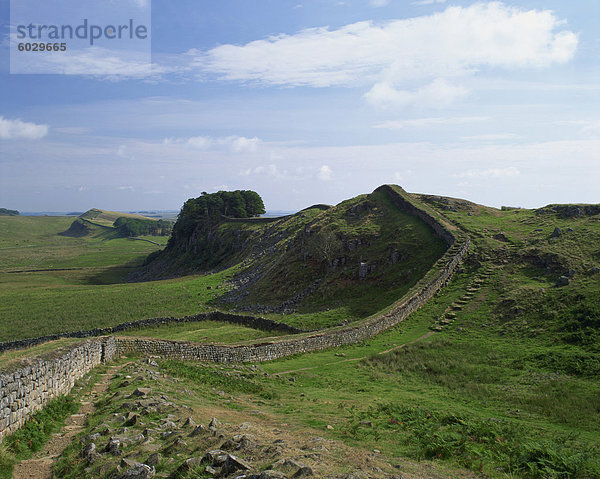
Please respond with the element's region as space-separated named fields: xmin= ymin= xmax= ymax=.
xmin=1 ymin=0 xmax=599 ymax=212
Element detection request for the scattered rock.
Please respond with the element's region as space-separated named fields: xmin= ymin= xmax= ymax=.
xmin=81 ymin=442 xmax=98 ymax=462
xmin=177 ymin=457 xmax=202 ymax=473
xmin=183 ymin=416 xmax=196 ymax=427
xmin=146 ymin=452 xmax=162 ymax=467
xmin=125 ymin=413 xmax=140 ymax=426
xmin=190 ymin=424 xmax=205 ymax=436
xmin=131 ymin=388 xmax=151 ymax=398
xmin=117 ymin=463 xmax=155 ymax=479
xmin=120 ymin=458 xmax=138 ymax=468
xmin=222 ymin=454 xmax=253 ymax=475
xmin=105 ymin=437 xmax=121 ymax=456
xmin=556 ymin=276 xmax=570 ymax=287
xmin=205 ymin=465 xmax=219 ymax=475
xmin=203 ymin=449 xmax=229 ymax=466
xmin=293 ymin=465 xmax=314 ymax=477
xmin=208 ymin=417 xmax=221 ymax=429
xmin=550 ymin=227 xmax=561 ymax=239
xmin=256 ymin=471 xmax=287 ymax=479
xmin=345 ymin=472 xmax=370 ymax=479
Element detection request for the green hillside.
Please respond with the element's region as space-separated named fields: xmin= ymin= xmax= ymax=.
xmin=1 ymin=186 xmax=599 ymax=478
xmin=140 ymin=187 xmax=448 ymax=329
xmin=78 ymin=208 xmax=155 ymax=227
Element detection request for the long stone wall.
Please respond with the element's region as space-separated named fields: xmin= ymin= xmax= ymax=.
xmin=0 ymin=337 xmax=115 ymax=443
xmin=0 ymin=311 xmax=304 ymax=355
xmin=115 ymin=238 xmax=469 ymax=362
xmin=115 ymin=186 xmax=471 ymax=362
xmin=0 ymin=185 xmax=470 ymax=442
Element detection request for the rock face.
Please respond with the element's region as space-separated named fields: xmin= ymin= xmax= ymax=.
xmin=59 ymin=218 xmax=93 ymax=237
xmin=358 ymin=262 xmax=375 ymax=280
xmin=536 ymin=204 xmax=600 ymax=218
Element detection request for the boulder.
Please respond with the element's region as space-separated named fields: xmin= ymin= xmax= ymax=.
xmin=556 ymin=276 xmax=570 ymax=287
xmin=293 ymin=466 xmax=314 ymax=477
xmin=117 ymin=463 xmax=155 ymax=479
xmin=221 ymin=454 xmax=253 ymax=475
xmin=105 ymin=437 xmax=121 ymax=456
xmin=146 ymin=452 xmax=162 ymax=467
xmin=131 ymin=388 xmax=151 ymax=398
xmin=549 ymin=227 xmax=561 ymax=239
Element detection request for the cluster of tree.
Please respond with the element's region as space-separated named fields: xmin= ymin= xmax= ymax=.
xmin=172 ymin=190 xmax=266 ymax=237
xmin=113 ymin=217 xmax=173 ymax=237
xmin=0 ymin=208 xmax=19 ymax=216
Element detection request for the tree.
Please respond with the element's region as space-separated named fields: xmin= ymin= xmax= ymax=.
xmin=308 ymin=229 xmax=342 ymax=266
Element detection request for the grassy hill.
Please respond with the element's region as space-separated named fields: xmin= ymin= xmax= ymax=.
xmin=140 ymin=187 xmax=448 ymax=329
xmin=78 ymin=208 xmax=155 ymax=227
xmin=1 ymin=186 xmax=599 ymax=478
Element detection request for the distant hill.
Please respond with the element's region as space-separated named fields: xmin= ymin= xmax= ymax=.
xmin=79 ymin=208 xmax=156 ymax=227
xmin=0 ymin=208 xmax=19 ymax=216
xmin=60 ymin=209 xmax=173 ymax=238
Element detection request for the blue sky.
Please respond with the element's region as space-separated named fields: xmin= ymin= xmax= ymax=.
xmin=0 ymin=0 xmax=599 ymax=212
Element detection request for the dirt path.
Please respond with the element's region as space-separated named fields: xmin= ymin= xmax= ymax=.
xmin=273 ymin=330 xmax=436 ymax=376
xmin=12 ymin=364 xmax=121 ymax=479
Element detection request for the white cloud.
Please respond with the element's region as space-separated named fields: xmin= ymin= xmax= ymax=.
xmin=164 ymin=135 xmax=262 ymax=152
xmin=412 ymin=0 xmax=446 ymax=5
xmin=240 ymin=164 xmax=284 ymax=178
xmin=0 ymin=116 xmax=48 ymax=140
xmin=317 ymin=165 xmax=333 ymax=181
xmin=201 ymin=2 xmax=577 ymax=110
xmin=369 ymin=0 xmax=389 ymax=7
xmin=118 ymin=186 xmax=135 ymax=191
xmin=228 ymin=136 xmax=261 ymax=153
xmin=554 ymin=120 xmax=600 ymax=138
xmin=53 ymin=127 xmax=91 ymax=135
xmin=374 ymin=116 xmax=489 ymax=129
xmin=455 ymin=167 xmax=520 ymax=178
xmin=461 ymin=133 xmax=523 ymax=141
xmin=364 ymin=78 xmax=468 ymax=109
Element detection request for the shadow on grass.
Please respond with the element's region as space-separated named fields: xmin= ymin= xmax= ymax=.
xmin=85 ymin=257 xmax=148 ymax=285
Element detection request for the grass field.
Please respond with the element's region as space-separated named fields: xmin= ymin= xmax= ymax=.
xmin=114 ymin=320 xmax=287 ymax=343
xmin=0 ymin=216 xmax=235 ymax=341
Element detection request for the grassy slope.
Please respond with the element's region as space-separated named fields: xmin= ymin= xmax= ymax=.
xmin=0 ymin=190 xmax=448 ymax=342
xmin=227 ymin=188 xmax=448 ymax=329
xmin=2 ymin=191 xmax=600 ymax=478
xmin=245 ymin=200 xmax=600 ymax=477
xmin=0 ymin=216 xmax=225 ymax=341
xmin=79 ymin=208 xmax=155 ymax=227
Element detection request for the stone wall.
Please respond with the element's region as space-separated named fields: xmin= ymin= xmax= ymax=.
xmin=114 ymin=237 xmax=469 ymax=363
xmin=0 ymin=337 xmax=115 ymax=443
xmin=0 ymin=185 xmax=470 ymax=442
xmin=115 ymin=186 xmax=471 ymax=363
xmin=0 ymin=311 xmax=303 ymax=355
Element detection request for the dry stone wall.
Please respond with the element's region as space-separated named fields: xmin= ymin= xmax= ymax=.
xmin=0 ymin=185 xmax=469 ymax=442
xmin=0 ymin=337 xmax=115 ymax=443
xmin=115 ymin=186 xmax=471 ymax=363
xmin=0 ymin=311 xmax=303 ymax=355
